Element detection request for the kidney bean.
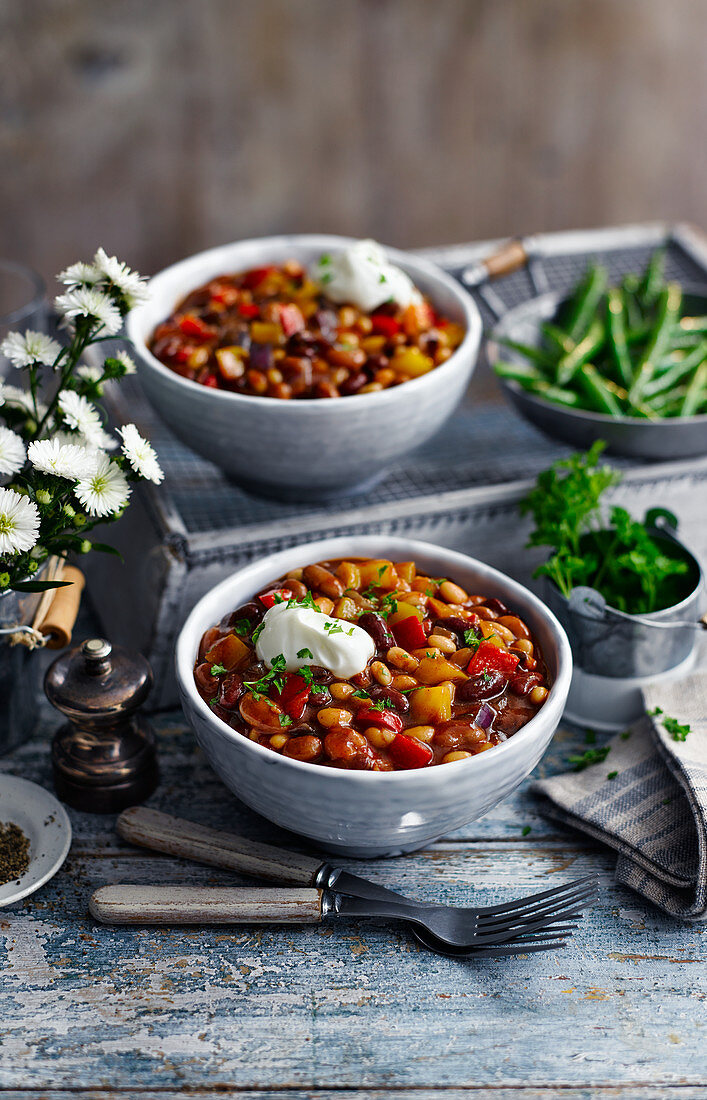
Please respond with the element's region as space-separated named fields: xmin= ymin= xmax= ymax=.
xmin=456 ymin=670 xmax=506 ymax=702
xmin=227 ymin=601 xmax=264 ymax=630
xmin=219 ymin=673 xmax=244 ymax=709
xmin=340 ymin=370 xmax=368 ymax=395
xmin=194 ymin=662 xmax=218 ymax=694
xmin=441 ymin=616 xmax=480 ymax=641
xmin=368 ymin=685 xmax=410 ymax=713
xmin=309 ymin=665 xmax=333 ymax=685
xmin=508 ymin=671 xmax=543 ymax=696
xmin=365 ymin=353 xmax=390 ymax=374
xmin=484 ymin=597 xmax=509 ymax=615
xmin=357 ymin=611 xmax=394 ymax=651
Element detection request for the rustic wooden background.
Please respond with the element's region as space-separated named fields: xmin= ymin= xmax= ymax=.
xmin=1 ymin=0 xmax=707 ymax=283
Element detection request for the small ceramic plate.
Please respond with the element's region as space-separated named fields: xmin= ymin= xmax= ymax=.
xmin=0 ymin=774 xmax=72 ymax=907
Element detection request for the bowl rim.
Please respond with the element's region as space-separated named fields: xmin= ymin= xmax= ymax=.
xmin=127 ymin=233 xmax=482 ymax=412
xmin=176 ymin=534 xmax=573 ymax=782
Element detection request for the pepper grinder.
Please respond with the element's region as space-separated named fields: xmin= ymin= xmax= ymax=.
xmin=46 ymin=638 xmax=158 ymax=813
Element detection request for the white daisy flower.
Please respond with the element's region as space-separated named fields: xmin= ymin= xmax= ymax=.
xmin=1 ymin=330 xmax=61 ymax=369
xmin=77 ymin=363 xmax=103 ymax=384
xmin=0 ymin=427 xmax=26 ymax=478
xmin=117 ymin=423 xmax=163 ymax=483
xmin=55 ymin=286 xmax=122 ymax=336
xmin=0 ymin=487 xmax=40 ymax=555
xmin=93 ymin=248 xmax=149 ymax=309
xmin=0 ymin=382 xmax=48 ymax=419
xmin=58 ymin=389 xmax=103 ymax=437
xmin=74 ymin=454 xmax=130 ymax=517
xmin=58 ymin=261 xmax=100 ymax=288
xmin=115 ymin=350 xmax=137 ymax=375
xmin=27 ymin=438 xmax=95 ymax=481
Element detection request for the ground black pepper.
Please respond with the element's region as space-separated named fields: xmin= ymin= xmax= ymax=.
xmin=0 ymin=821 xmax=30 ymax=885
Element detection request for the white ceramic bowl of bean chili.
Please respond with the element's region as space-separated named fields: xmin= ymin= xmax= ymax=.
xmin=176 ymin=536 xmax=572 ymax=857
xmin=127 ymin=235 xmax=481 ymax=501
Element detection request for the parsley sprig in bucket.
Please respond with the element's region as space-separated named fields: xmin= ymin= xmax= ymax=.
xmin=521 ymin=442 xmax=691 ymax=614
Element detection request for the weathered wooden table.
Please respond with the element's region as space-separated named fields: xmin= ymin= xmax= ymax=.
xmin=1 ymin=674 xmax=705 ymax=1098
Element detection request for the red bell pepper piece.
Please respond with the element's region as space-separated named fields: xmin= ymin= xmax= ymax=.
xmin=179 ymin=314 xmax=216 ymax=340
xmin=242 ymin=265 xmax=276 ymax=289
xmin=370 ymin=314 xmax=401 ymax=339
xmin=202 ymin=373 xmax=218 ymax=388
xmin=271 ymin=672 xmax=310 ymax=721
xmin=357 ymin=707 xmax=403 ymax=733
xmin=388 ymin=733 xmax=433 ymax=770
xmin=278 ymin=303 xmax=305 ymax=337
xmin=467 ymin=640 xmax=519 ymax=677
xmin=258 ymin=588 xmax=293 ymax=609
xmin=239 ymin=302 xmax=260 ymax=319
xmin=392 ymin=614 xmax=427 ymax=650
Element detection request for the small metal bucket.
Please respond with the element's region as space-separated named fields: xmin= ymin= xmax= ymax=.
xmin=543 ymin=518 xmax=704 ymax=680
xmin=0 ymin=580 xmax=48 ymax=756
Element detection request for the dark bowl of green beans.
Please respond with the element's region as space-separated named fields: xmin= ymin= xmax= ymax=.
xmin=489 ymin=250 xmax=707 ymax=459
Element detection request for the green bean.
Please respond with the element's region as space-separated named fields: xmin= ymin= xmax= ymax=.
xmin=670 ymin=331 xmax=705 ymax=350
xmin=625 ymin=322 xmax=651 ymax=345
xmin=643 ymin=338 xmax=707 ymax=397
xmin=621 ymin=274 xmax=643 ymax=329
xmin=577 ymin=364 xmax=624 ymax=416
xmin=493 ymin=361 xmax=546 ymax=388
xmin=639 ymin=247 xmax=666 ymax=307
xmin=606 ymin=288 xmax=634 ymax=388
xmin=627 ymin=282 xmax=682 ymax=405
xmin=564 ymin=264 xmax=607 ymax=342
xmin=678 ymin=315 xmax=707 ymax=334
xmin=556 ymin=318 xmax=605 ymax=386
xmin=527 ymin=381 xmax=583 ymax=408
xmin=497 ymin=338 xmax=554 ymax=370
xmin=645 ymin=386 xmax=688 ymax=414
xmin=679 ymin=361 xmax=707 ymax=416
xmin=541 ymin=322 xmax=574 ymax=356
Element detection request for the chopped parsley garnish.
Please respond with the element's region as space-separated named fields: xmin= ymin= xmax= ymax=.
xmin=311 ymin=683 xmax=328 ymax=694
xmin=379 ymin=273 xmax=387 ymax=284
xmin=297 ymin=647 xmax=314 ymax=660
xmin=521 ymin=825 xmax=532 ymax=837
xmin=463 ymin=629 xmax=482 ymax=650
xmin=352 ymin=689 xmax=371 ymax=700
xmin=320 ymin=272 xmax=332 ymax=284
xmin=607 ymin=771 xmax=618 ymax=780
xmin=252 ymin=622 xmax=265 ymax=644
xmin=567 ymin=745 xmax=611 ymax=771
xmin=279 ymin=714 xmax=293 ymax=728
xmin=209 ymin=663 xmax=227 ymax=676
xmin=244 ymin=653 xmax=287 ymax=699
xmin=232 ymin=618 xmax=251 ymax=636
xmin=370 ymin=699 xmax=392 ymax=712
xmin=320 ymin=253 xmax=331 ymax=265
xmin=209 ymin=696 xmax=218 ymax=707
xmin=324 ymin=621 xmax=344 ymax=635
xmin=664 ymin=716 xmax=691 ymax=741
xmin=650 ymin=706 xmax=691 ymax=741
xmin=377 ymin=565 xmax=387 ymax=578
xmin=378 ymin=592 xmax=399 ymax=619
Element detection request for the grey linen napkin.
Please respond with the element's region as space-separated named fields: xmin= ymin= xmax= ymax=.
xmin=531 ymin=672 xmax=707 ymax=920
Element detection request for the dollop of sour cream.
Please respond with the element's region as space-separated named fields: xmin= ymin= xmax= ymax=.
xmin=255 ymin=603 xmax=375 ymax=679
xmin=312 ymin=239 xmax=423 ymax=313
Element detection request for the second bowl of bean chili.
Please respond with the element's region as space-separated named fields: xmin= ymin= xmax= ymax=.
xmin=127 ymin=235 xmax=482 ymax=500
xmin=176 ymin=535 xmax=572 ymax=856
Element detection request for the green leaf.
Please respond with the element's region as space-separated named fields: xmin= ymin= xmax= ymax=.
xmin=11 ymin=580 xmax=72 ymax=593
xmin=88 ymin=542 xmax=124 ymax=561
